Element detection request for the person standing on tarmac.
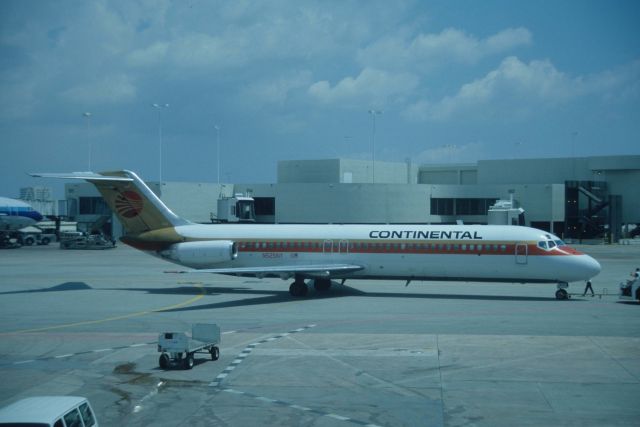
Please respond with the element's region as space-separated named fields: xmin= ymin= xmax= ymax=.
xmin=583 ymin=280 xmax=595 ymax=297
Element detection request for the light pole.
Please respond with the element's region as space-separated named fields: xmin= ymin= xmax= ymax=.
xmin=214 ymin=124 xmax=221 ymax=184
xmin=152 ymin=103 xmax=169 ymax=185
xmin=571 ymin=131 xmax=578 ymax=180
xmin=83 ymin=112 xmax=92 ymax=171
xmin=368 ymin=109 xmax=382 ymax=183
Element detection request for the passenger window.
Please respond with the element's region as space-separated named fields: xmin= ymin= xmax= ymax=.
xmin=461 ymin=244 xmax=467 ymax=251
xmin=500 ymin=245 xmax=507 ymax=251
xmin=63 ymin=408 xmax=83 ymax=427
xmin=79 ymin=402 xmax=96 ymax=427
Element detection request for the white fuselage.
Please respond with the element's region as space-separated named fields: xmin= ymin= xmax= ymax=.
xmin=156 ymin=223 xmax=601 ymax=284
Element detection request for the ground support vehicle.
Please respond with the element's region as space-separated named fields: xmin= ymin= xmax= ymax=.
xmin=59 ymin=233 xmax=115 ymax=250
xmin=158 ymin=323 xmax=221 ymax=370
xmin=619 ymin=277 xmax=640 ymax=303
xmin=18 ymin=227 xmax=56 ymax=246
xmin=0 ymin=396 xmax=98 ymax=426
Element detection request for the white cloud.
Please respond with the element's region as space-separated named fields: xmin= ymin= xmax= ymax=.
xmin=127 ymin=42 xmax=168 ymax=67
xmin=308 ymin=68 xmax=419 ymax=107
xmin=357 ymin=27 xmax=532 ymax=70
xmin=238 ymin=71 xmax=313 ymax=108
xmin=403 ymin=56 xmax=578 ymax=121
xmin=61 ymin=74 xmax=137 ymax=105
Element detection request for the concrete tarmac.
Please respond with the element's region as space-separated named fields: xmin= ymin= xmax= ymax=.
xmin=0 ymin=243 xmax=639 ymax=426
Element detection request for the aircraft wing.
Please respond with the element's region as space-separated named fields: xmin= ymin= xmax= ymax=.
xmin=166 ymin=263 xmax=364 ymax=278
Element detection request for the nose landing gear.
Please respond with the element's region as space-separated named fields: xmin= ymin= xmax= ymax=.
xmin=556 ymin=282 xmax=569 ymax=300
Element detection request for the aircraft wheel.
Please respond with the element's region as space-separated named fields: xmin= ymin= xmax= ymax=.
xmin=23 ymin=236 xmax=35 ymax=246
xmin=314 ymin=279 xmax=331 ymax=292
xmin=210 ymin=346 xmax=220 ymax=361
xmin=289 ymin=281 xmax=308 ymax=297
xmin=184 ymin=354 xmax=194 ymax=370
xmin=555 ymin=289 xmax=568 ymax=300
xmin=159 ymin=353 xmax=170 ymax=370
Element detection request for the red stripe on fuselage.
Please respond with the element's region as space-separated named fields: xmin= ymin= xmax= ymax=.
xmin=235 ymin=240 xmax=582 ymax=256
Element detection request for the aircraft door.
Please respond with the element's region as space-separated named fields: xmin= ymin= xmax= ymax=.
xmin=338 ymin=240 xmax=349 ymax=254
xmin=515 ymin=243 xmax=528 ymax=264
xmin=323 ymin=240 xmax=333 ymax=254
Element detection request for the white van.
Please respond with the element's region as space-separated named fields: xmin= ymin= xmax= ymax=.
xmin=0 ymin=396 xmax=98 ymax=427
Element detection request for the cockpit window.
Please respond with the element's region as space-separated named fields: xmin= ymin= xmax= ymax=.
xmin=537 ymin=241 xmax=547 ymax=250
xmin=547 ymin=241 xmax=557 ymax=249
xmin=554 ymin=240 xmax=566 ymax=246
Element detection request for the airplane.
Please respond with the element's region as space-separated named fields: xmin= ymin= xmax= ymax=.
xmin=30 ymin=170 xmax=601 ymax=300
xmin=0 ymin=196 xmax=43 ymax=231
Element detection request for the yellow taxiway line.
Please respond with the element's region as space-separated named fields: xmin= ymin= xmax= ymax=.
xmin=1 ymin=284 xmax=206 ymax=335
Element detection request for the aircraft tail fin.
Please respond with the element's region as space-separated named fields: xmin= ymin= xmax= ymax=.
xmin=30 ymin=171 xmax=189 ymax=235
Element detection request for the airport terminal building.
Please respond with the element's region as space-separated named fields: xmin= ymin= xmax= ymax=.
xmin=64 ymin=155 xmax=640 ymax=242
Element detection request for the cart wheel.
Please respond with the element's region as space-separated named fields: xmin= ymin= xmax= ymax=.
xmin=159 ymin=353 xmax=170 ymax=370
xmin=210 ymin=346 xmax=220 ymax=361
xmin=184 ymin=354 xmax=194 ymax=370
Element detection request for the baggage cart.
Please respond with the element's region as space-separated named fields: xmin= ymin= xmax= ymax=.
xmin=157 ymin=323 xmax=221 ymax=370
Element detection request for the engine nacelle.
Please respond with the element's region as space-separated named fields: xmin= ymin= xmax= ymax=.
xmin=163 ymin=240 xmax=238 ymax=268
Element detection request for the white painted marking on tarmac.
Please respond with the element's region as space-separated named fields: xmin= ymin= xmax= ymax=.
xmin=93 ymin=348 xmax=112 ymax=353
xmin=14 ymin=360 xmax=35 ymax=365
xmin=220 ymin=386 xmax=380 ymax=427
xmin=327 ymin=413 xmax=350 ymax=421
xmin=209 ymin=324 xmax=317 ymax=388
xmin=132 ymin=381 xmax=164 ymax=414
xmin=129 ymin=343 xmax=147 ymax=347
xmin=55 ymin=354 xmax=73 ymax=358
xmin=222 ymin=331 xmax=236 ymax=335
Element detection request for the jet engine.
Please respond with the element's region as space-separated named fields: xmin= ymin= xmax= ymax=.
xmin=163 ymin=240 xmax=238 ymax=268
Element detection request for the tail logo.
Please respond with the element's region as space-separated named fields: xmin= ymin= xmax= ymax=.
xmin=115 ymin=191 xmax=143 ymax=218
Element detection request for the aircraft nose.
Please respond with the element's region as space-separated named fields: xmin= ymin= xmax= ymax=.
xmin=582 ymin=255 xmax=601 ymax=278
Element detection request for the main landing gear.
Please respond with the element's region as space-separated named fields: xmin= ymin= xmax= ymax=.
xmin=289 ymin=276 xmax=308 ymax=297
xmin=555 ymin=282 xmax=569 ymax=300
xmin=288 ymin=277 xmax=334 ymax=296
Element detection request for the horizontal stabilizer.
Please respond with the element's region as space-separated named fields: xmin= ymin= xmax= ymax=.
xmin=29 ymin=172 xmax=133 ymax=182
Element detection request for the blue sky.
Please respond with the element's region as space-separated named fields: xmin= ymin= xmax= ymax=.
xmin=1 ymin=0 xmax=639 ymax=197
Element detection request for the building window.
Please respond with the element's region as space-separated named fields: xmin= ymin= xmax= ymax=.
xmin=455 ymin=198 xmax=498 ymax=215
xmin=431 ymin=198 xmax=454 ymax=215
xmin=254 ymin=197 xmax=275 ymax=215
xmin=78 ymin=197 xmax=109 ymax=215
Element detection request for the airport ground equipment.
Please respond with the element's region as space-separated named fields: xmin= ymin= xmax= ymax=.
xmin=17 ymin=226 xmax=56 ymax=246
xmin=158 ymin=323 xmax=221 ymax=370
xmin=213 ymin=194 xmax=256 ymax=223
xmin=619 ymin=277 xmax=640 ymax=303
xmin=59 ymin=232 xmax=115 ymax=250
